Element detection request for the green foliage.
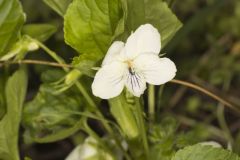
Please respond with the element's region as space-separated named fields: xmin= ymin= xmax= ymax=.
xmin=121 ymin=0 xmax=182 ymax=47
xmin=22 ymin=69 xmax=84 ymax=143
xmin=149 ymin=117 xmax=178 ymax=160
xmin=64 ymin=0 xmax=122 ymax=62
xmin=176 ymin=125 xmax=211 ymax=148
xmin=0 ymin=67 xmax=28 ymax=160
xmin=0 ymin=0 xmax=25 ymax=57
xmin=43 ymin=0 xmax=72 ymax=17
xmin=172 ymin=144 xmax=240 ymax=160
xmin=22 ymin=24 xmax=57 ymax=42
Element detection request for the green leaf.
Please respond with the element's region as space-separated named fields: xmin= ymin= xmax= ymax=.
xmin=0 ymin=0 xmax=25 ymax=57
xmin=22 ymin=70 xmax=84 ymax=143
xmin=121 ymin=0 xmax=182 ymax=47
xmin=64 ymin=0 xmax=122 ymax=62
xmin=43 ymin=0 xmax=72 ymax=17
xmin=0 ymin=67 xmax=28 ymax=160
xmin=172 ymin=144 xmax=240 ymax=160
xmin=121 ymin=0 xmax=146 ymax=33
xmin=22 ymin=24 xmax=57 ymax=42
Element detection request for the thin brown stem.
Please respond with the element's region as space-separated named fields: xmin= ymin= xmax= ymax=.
xmin=0 ymin=59 xmax=73 ymax=69
xmin=169 ymin=79 xmax=240 ymax=114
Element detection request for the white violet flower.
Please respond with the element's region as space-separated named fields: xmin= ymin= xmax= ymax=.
xmin=92 ymin=24 xmax=177 ymax=99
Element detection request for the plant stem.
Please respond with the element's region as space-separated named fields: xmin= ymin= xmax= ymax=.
xmin=157 ymin=85 xmax=165 ymax=113
xmin=0 ymin=59 xmax=73 ymax=68
xmin=32 ymin=38 xmax=67 ymax=70
xmin=75 ymin=83 xmax=96 ymax=108
xmin=216 ymin=75 xmax=234 ymax=148
xmin=217 ymin=104 xmax=234 ymax=147
xmin=169 ymin=79 xmax=240 ymax=113
xmin=148 ymin=85 xmax=155 ymax=123
xmin=83 ymin=119 xmax=110 ymax=151
xmin=135 ymin=100 xmax=149 ymax=158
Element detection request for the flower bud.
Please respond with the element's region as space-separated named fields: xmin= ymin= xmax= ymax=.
xmin=27 ymin=42 xmax=39 ymax=51
xmin=65 ymin=69 xmax=82 ymax=85
xmin=66 ymin=137 xmax=115 ymax=160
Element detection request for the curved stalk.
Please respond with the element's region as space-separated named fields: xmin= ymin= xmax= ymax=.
xmin=0 ymin=59 xmax=73 ymax=68
xmin=169 ymin=79 xmax=240 ymax=113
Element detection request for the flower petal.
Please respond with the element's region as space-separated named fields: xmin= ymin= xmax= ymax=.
xmin=92 ymin=62 xmax=127 ymax=99
xmin=134 ymin=54 xmax=176 ymax=85
xmin=102 ymin=41 xmax=124 ymax=66
xmin=125 ymin=72 xmax=147 ymax=97
xmin=124 ymin=24 xmax=161 ymax=58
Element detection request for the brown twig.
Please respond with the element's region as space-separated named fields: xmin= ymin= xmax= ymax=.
xmin=169 ymin=79 xmax=240 ymax=114
xmin=0 ymin=59 xmax=73 ymax=69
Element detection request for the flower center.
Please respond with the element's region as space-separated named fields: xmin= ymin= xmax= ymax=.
xmin=124 ymin=60 xmax=135 ymax=75
xmin=125 ymin=60 xmax=133 ymax=67
xmin=123 ymin=60 xmax=142 ymax=91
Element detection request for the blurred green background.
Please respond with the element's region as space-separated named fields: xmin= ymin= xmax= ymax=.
xmin=10 ymin=0 xmax=240 ymax=159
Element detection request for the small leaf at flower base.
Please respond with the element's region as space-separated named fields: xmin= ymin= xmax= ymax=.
xmin=171 ymin=144 xmax=240 ymax=160
xmin=0 ymin=0 xmax=25 ymax=57
xmin=22 ymin=24 xmax=57 ymax=42
xmin=43 ymin=0 xmax=72 ymax=17
xmin=0 ymin=67 xmax=28 ymax=160
xmin=64 ymin=0 xmax=123 ymax=62
xmin=72 ymin=53 xmax=99 ymax=77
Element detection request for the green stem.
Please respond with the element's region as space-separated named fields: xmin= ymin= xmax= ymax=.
xmin=217 ymin=104 xmax=234 ymax=146
xmin=148 ymin=85 xmax=155 ymax=123
xmin=75 ymin=83 xmax=96 ymax=108
xmin=82 ymin=119 xmax=110 ymax=152
xmin=216 ymin=75 xmax=234 ymax=148
xmin=31 ymin=38 xmax=67 ymax=71
xmin=157 ymin=85 xmax=165 ymax=114
xmin=136 ymin=100 xmax=149 ymax=158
